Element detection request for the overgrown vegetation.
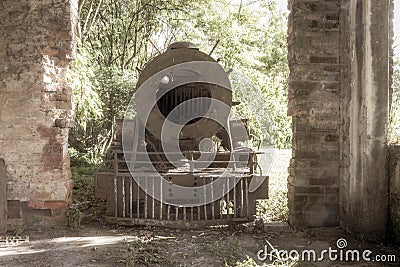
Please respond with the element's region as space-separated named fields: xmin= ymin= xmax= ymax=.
xmin=390 ymin=54 xmax=400 ymax=143
xmin=67 ymin=164 xmax=106 ymax=228
xmin=125 ymin=238 xmax=168 ymax=266
xmin=67 ymin=0 xmax=290 ymax=164
xmin=257 ymin=150 xmax=290 ymax=221
xmin=258 ymin=189 xmax=289 ymax=222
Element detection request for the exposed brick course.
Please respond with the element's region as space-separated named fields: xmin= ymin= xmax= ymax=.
xmin=288 ymin=0 xmax=340 ymax=228
xmin=0 ymin=0 xmax=77 ymax=228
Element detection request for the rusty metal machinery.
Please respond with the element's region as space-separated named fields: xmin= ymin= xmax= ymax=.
xmin=95 ymin=42 xmax=268 ymax=228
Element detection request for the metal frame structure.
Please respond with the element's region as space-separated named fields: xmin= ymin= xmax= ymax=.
xmin=95 ymin=148 xmax=268 ymax=228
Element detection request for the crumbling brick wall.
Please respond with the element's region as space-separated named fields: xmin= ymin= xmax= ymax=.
xmin=0 ymin=0 xmax=77 ymax=227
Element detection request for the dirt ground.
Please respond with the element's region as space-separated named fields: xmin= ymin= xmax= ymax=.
xmin=2 ymin=152 xmax=397 ymax=266
xmin=1 ymin=221 xmax=399 ymax=267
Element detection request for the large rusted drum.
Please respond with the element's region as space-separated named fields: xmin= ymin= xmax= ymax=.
xmin=135 ymin=42 xmax=232 ymax=144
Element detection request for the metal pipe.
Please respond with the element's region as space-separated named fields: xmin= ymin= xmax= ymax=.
xmin=233 ymin=179 xmax=237 ymax=218
xmin=152 ymin=177 xmax=155 ymax=219
xmin=222 ymin=178 xmax=226 ymax=218
xmin=211 ymin=177 xmax=215 ymax=220
xmin=208 ymin=39 xmax=220 ymax=56
xmin=144 ymin=177 xmax=148 ymax=219
xmin=197 ymin=206 xmax=200 ymax=221
xmin=160 ymin=178 xmax=163 ymax=220
xmin=226 ymin=177 xmax=230 ymax=217
xmin=240 ymin=178 xmax=244 ymax=217
xmin=114 ymin=176 xmax=118 ymax=218
xmin=122 ymin=177 xmax=126 ymax=218
xmin=203 ymin=178 xmax=207 ymax=220
xmin=113 ymin=151 xmax=118 ymax=217
xmin=137 ymin=177 xmax=140 ymax=218
xmin=130 ymin=177 xmax=133 ymax=218
xmin=245 ymin=178 xmax=249 ymax=217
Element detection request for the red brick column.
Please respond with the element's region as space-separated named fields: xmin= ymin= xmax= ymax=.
xmin=0 ymin=0 xmax=77 ymax=227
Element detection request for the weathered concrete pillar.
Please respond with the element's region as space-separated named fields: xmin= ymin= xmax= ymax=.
xmin=0 ymin=0 xmax=77 ymax=227
xmin=389 ymin=146 xmax=400 ymax=243
xmin=339 ymin=0 xmax=390 ymax=241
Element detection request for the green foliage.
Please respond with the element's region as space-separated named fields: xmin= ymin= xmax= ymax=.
xmin=230 ymin=70 xmax=279 ymax=149
xmin=71 ymin=164 xmax=96 ymax=187
xmin=390 ymin=55 xmax=400 ymax=143
xmin=67 ymin=0 xmax=291 ymax=163
xmin=257 ymin=190 xmax=289 ymax=222
xmin=67 ymin=46 xmax=106 ymax=164
xmin=66 ymin=46 xmax=102 ymax=123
